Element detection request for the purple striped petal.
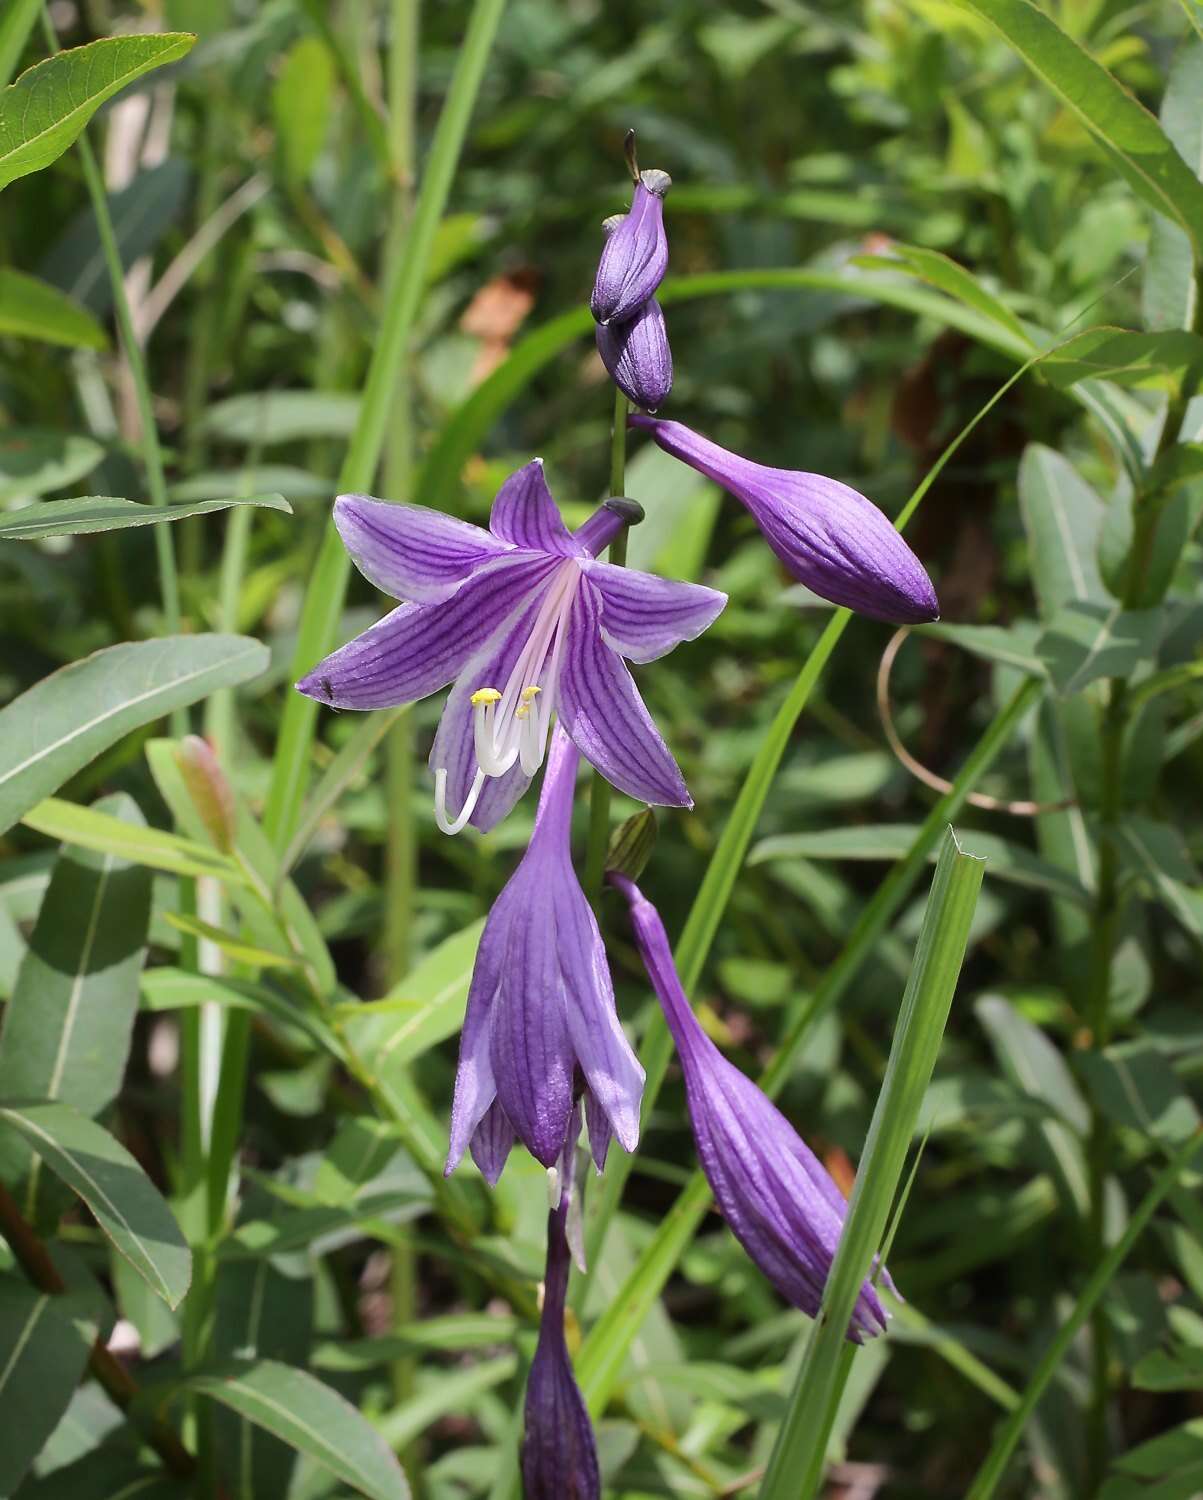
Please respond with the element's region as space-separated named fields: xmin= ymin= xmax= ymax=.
xmin=554 ymin=881 xmax=644 ymax=1161
xmin=590 ymin=176 xmax=670 ymax=326
xmin=595 ymin=296 xmax=673 ymax=411
xmin=581 ymin=560 xmax=726 ymax=664
xmin=298 ymin=554 xmax=557 ymax=710
xmin=333 ymin=493 xmax=512 ymax=602
xmin=445 ymin=886 xmax=512 ymax=1174
xmin=558 ymin=584 xmax=690 ymax=808
xmin=489 ymin=460 xmax=582 ymax=557
xmin=629 ymin=417 xmax=939 ymax=624
xmin=469 ymin=1099 xmax=515 ymax=1186
xmin=488 ymin=894 xmax=576 ymax=1168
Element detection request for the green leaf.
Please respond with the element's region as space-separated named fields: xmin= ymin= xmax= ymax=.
xmin=857 ymin=242 xmax=1028 ymax=341
xmin=1143 ymin=42 xmax=1203 ymax=333
xmin=948 ymin=0 xmax=1203 ymax=256
xmin=20 ymin=797 xmax=247 ymax=886
xmin=749 ymin=823 xmax=1090 ymax=905
xmin=917 ymin=620 xmax=1047 ymax=676
xmin=0 ymin=793 xmax=149 ymax=1197
xmin=1017 ymin=444 xmax=1107 ymax=618
xmin=0 ymin=269 xmax=106 ymax=349
xmin=0 ymin=1273 xmax=103 ymax=1496
xmin=761 ymin=831 xmax=985 ymax=1497
xmin=0 ymin=0 xmax=41 ymax=89
xmin=340 ymin=919 xmax=486 ymax=1072
xmin=1039 ymin=327 xmax=1203 ymax=392
xmin=0 ymin=429 xmax=103 ymax=502
xmin=0 ymin=34 xmax=196 ymax=191
xmin=200 ymin=390 xmax=361 ymax=445
xmin=181 ymin=1360 xmax=410 ymax=1500
xmin=0 ymin=634 xmax=268 ymax=838
xmin=0 ymin=492 xmax=291 ymax=540
xmin=0 ymin=1101 xmax=190 ymax=1307
xmin=272 ymin=36 xmax=334 ymax=184
xmin=1131 ymin=1346 xmax=1203 ymax=1391
xmin=17 ymin=1450 xmax=187 ymax=1500
xmin=1037 ymin=601 xmax=1162 ymax=694
xmin=1077 ymin=1040 xmax=1202 ymax=1146
xmin=976 ymin=994 xmax=1091 ymax=1216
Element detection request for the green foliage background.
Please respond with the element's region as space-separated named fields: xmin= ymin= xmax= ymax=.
xmin=1 ymin=1 xmax=1202 ymax=1497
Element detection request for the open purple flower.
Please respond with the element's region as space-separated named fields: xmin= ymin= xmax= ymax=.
xmin=590 ymin=169 xmax=671 ymax=326
xmin=522 ymin=1161 xmax=599 ymax=1500
xmin=446 ymin=729 xmax=644 ymax=1176
xmin=296 ymin=461 xmax=725 ymax=834
xmin=596 ymin=296 xmax=672 ymax=411
xmin=629 ymin=415 xmax=939 ymax=624
xmin=610 ymin=872 xmax=892 ymax=1341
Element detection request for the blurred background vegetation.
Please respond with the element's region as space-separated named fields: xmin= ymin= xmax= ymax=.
xmin=4 ymin=1 xmax=1203 ymax=1497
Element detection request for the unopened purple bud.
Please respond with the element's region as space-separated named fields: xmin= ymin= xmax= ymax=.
xmin=609 ymin=871 xmax=894 ymax=1341
xmin=596 ymin=297 xmax=673 ymax=411
xmin=521 ymin=1177 xmax=600 ymax=1500
xmin=629 ymin=416 xmax=939 ymax=624
xmin=590 ymin=171 xmax=671 ymax=326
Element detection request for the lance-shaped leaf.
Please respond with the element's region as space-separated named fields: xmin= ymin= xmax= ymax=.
xmin=1039 ymin=327 xmax=1203 ymax=393
xmin=1037 ymin=600 xmax=1162 ymax=695
xmin=0 ymin=33 xmax=196 ymax=191
xmin=0 ymin=492 xmax=290 ymax=540
xmin=0 ymin=793 xmax=149 ymax=1199
xmin=0 ymin=429 xmax=103 ymax=502
xmin=948 ymin=0 xmax=1203 ymax=257
xmin=180 ymin=1360 xmax=410 ymax=1500
xmin=0 ymin=269 xmax=106 ymax=349
xmin=0 ymin=634 xmax=269 ymax=837
xmin=0 ymin=1101 xmax=190 ymax=1307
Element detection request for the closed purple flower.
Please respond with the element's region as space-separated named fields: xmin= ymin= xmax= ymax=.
xmin=590 ymin=170 xmax=671 ymax=326
xmin=610 ymin=872 xmax=892 ymax=1341
xmin=596 ymin=296 xmax=672 ymax=411
xmin=446 ymin=729 xmax=644 ymax=1176
xmin=629 ymin=416 xmax=939 ymax=624
xmin=297 ymin=461 xmax=725 ymax=834
xmin=522 ymin=1168 xmax=599 ymax=1500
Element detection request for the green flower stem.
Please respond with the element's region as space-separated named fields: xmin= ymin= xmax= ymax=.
xmin=264 ymin=0 xmax=509 ymax=852
xmin=760 ymin=830 xmax=985 ymax=1500
xmin=584 ymin=389 xmax=630 ymax=901
xmin=966 ymin=1130 xmax=1203 ymax=1500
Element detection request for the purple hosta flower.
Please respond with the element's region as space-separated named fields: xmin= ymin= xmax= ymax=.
xmin=446 ymin=728 xmax=644 ymax=1176
xmin=596 ymin=296 xmax=672 ymax=411
xmin=629 ymin=415 xmax=939 ymax=625
xmin=590 ymin=169 xmax=671 ymax=326
xmin=610 ymin=872 xmax=892 ymax=1341
xmin=522 ymin=1157 xmax=599 ymax=1500
xmin=296 ymin=461 xmax=725 ymax=834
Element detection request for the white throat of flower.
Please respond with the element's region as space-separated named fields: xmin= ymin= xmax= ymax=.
xmin=434 ymin=560 xmax=581 ymax=834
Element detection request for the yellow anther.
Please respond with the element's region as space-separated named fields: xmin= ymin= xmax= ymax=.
xmin=515 ymin=705 xmax=530 ymax=720
xmin=470 ymin=687 xmax=502 ymax=706
xmin=521 ymin=685 xmax=542 ymax=701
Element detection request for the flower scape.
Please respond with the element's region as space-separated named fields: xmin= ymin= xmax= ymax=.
xmin=299 ymin=135 xmax=938 ymax=1491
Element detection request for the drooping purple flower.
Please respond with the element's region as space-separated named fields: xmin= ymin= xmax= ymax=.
xmin=522 ymin=1159 xmax=600 ymax=1500
xmin=609 ymin=872 xmax=892 ymax=1341
xmin=590 ymin=169 xmax=671 ymax=326
xmin=296 ymin=462 xmax=726 ymax=834
xmin=629 ymin=416 xmax=939 ymax=625
xmin=446 ymin=729 xmax=644 ymax=1176
xmin=596 ymin=296 xmax=672 ymax=411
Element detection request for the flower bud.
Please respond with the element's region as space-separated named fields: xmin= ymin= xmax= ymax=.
xmin=629 ymin=416 xmax=939 ymax=624
xmin=175 ymin=735 xmax=236 ymax=853
xmin=590 ymin=170 xmax=671 ymax=326
xmin=595 ymin=296 xmax=672 ymax=411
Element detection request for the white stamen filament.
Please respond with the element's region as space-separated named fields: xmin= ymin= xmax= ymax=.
xmin=432 ymin=561 xmax=582 ymax=835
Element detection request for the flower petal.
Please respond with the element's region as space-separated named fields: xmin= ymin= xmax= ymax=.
xmin=445 ymin=892 xmax=513 ymax=1174
xmin=581 ymin=560 xmax=726 ymax=663
xmin=595 ymin=296 xmax=672 ymax=411
xmin=298 ymin=553 xmax=556 ymax=711
xmin=558 ymin=584 xmax=690 ymax=807
xmin=334 ymin=493 xmax=512 ymax=603
xmin=554 ymin=880 xmax=644 ymax=1157
xmin=488 ymin=890 xmax=576 ymax=1167
xmin=489 ymin=460 xmax=582 ymax=557
xmin=469 ymin=1099 xmax=516 ymax=1186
